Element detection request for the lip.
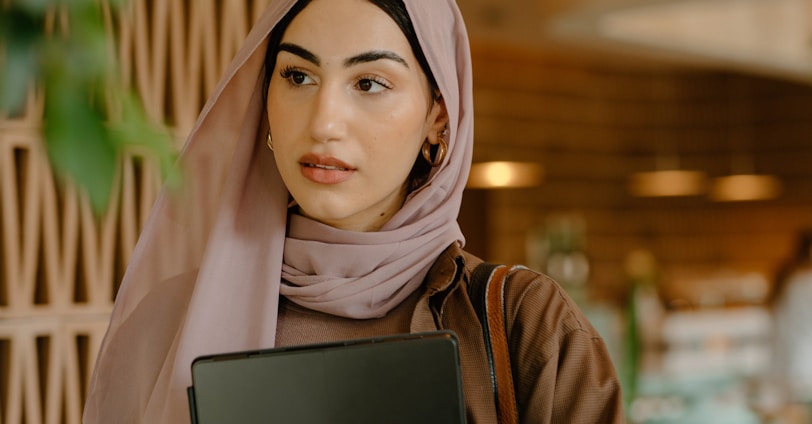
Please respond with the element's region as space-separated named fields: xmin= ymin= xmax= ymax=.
xmin=299 ymin=153 xmax=356 ymax=184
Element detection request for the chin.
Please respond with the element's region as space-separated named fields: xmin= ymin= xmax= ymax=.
xmin=298 ymin=203 xmax=353 ymax=224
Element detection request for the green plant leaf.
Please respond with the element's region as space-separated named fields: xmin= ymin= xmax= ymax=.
xmin=13 ymin=0 xmax=52 ymax=14
xmin=110 ymin=91 xmax=181 ymax=190
xmin=0 ymin=42 xmax=38 ymax=113
xmin=3 ymin=0 xmax=180 ymax=213
xmin=0 ymin=5 xmax=43 ymax=113
xmin=44 ymin=77 xmax=118 ymax=213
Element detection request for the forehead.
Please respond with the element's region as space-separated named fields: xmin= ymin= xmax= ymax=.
xmin=281 ymin=0 xmax=414 ymax=61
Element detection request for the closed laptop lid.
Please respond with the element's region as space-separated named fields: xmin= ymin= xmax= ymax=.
xmin=187 ymin=330 xmax=466 ymax=424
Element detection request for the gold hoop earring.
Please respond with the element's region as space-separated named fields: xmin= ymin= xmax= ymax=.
xmin=267 ymin=132 xmax=274 ymax=151
xmin=422 ymin=132 xmax=448 ymax=167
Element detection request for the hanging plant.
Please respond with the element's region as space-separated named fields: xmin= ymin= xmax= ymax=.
xmin=0 ymin=0 xmax=178 ymax=213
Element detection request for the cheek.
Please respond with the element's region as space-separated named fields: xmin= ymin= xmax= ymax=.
xmin=267 ymin=100 xmax=303 ymax=154
xmin=380 ymin=105 xmax=430 ymax=149
xmin=266 ymin=83 xmax=300 ymax=130
xmin=369 ymin=127 xmax=424 ymax=178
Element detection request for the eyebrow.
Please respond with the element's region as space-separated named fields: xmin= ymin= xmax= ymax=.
xmin=278 ymin=42 xmax=409 ymax=69
xmin=344 ymin=51 xmax=408 ymax=68
xmin=279 ymin=43 xmax=320 ymax=66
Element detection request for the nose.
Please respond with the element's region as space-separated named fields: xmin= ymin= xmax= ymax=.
xmin=308 ymin=82 xmax=348 ymax=143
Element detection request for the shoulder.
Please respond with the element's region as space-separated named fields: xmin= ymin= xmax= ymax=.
xmin=496 ymin=265 xmax=619 ymax=396
xmin=502 ymin=266 xmax=601 ymax=340
xmin=438 ymin=245 xmax=600 ymax=340
xmin=457 ymin=249 xmax=601 ymax=342
xmin=454 ymin=249 xmax=624 ymax=420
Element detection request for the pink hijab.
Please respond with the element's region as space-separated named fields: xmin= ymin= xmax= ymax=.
xmin=84 ymin=0 xmax=473 ymax=422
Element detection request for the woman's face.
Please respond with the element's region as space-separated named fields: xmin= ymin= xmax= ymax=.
xmin=266 ymin=0 xmax=447 ymax=232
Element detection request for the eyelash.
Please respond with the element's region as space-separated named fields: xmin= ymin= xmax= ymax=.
xmin=355 ymin=75 xmax=392 ymax=91
xmin=279 ymin=66 xmax=309 ymax=85
xmin=278 ymin=66 xmax=392 ymax=92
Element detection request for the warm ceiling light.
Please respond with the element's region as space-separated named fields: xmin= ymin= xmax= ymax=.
xmin=628 ymin=170 xmax=707 ymax=197
xmin=710 ymin=174 xmax=782 ymax=202
xmin=467 ymin=161 xmax=544 ymax=189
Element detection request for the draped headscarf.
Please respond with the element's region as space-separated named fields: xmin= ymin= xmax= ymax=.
xmin=84 ymin=0 xmax=473 ymax=422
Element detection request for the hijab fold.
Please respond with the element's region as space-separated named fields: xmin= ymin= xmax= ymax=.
xmin=84 ymin=1 xmax=474 ymax=422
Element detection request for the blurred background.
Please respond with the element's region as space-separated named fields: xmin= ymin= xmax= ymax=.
xmin=1 ymin=0 xmax=811 ymax=422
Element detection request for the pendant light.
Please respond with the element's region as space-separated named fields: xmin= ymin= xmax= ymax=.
xmin=467 ymin=161 xmax=544 ymax=189
xmin=710 ymin=154 xmax=782 ymax=202
xmin=629 ymin=153 xmax=707 ymax=197
xmin=710 ymin=79 xmax=781 ymax=202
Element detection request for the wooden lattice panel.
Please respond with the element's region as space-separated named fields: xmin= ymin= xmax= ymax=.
xmin=0 ymin=1 xmax=270 ymax=422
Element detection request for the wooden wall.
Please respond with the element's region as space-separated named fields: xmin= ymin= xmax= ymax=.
xmin=462 ymin=42 xmax=812 ymax=304
xmin=0 ymin=2 xmax=274 ymax=422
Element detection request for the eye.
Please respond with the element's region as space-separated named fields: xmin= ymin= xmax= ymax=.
xmin=356 ymin=76 xmax=391 ymax=94
xmin=280 ymin=66 xmax=314 ymax=86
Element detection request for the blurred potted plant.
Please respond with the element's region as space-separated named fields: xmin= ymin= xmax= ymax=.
xmin=1 ymin=0 xmax=177 ymax=212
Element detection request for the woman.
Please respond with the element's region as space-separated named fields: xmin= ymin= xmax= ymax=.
xmin=772 ymin=231 xmax=812 ymax=404
xmin=84 ymin=0 xmax=624 ymax=422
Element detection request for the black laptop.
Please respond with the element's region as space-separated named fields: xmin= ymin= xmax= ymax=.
xmin=187 ymin=330 xmax=466 ymax=423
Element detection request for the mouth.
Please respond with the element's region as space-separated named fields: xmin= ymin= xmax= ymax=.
xmin=298 ymin=153 xmax=356 ymax=184
xmin=303 ymin=163 xmax=351 ymax=171
xmin=299 ymin=153 xmax=355 ymax=171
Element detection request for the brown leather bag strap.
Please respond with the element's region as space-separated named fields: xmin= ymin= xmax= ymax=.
xmin=469 ymin=263 xmax=519 ymax=424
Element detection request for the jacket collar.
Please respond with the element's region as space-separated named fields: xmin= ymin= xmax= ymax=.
xmin=410 ymin=242 xmax=474 ymax=331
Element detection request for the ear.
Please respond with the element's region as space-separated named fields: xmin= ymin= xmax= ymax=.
xmin=425 ymin=96 xmax=449 ymax=146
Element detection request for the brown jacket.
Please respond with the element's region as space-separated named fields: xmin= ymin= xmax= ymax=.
xmin=90 ymin=242 xmax=624 ymax=423
xmin=413 ymin=243 xmax=625 ymax=423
